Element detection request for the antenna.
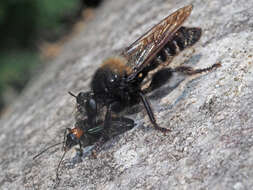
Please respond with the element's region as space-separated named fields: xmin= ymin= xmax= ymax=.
xmin=68 ymin=91 xmax=77 ymax=98
xmin=33 ymin=142 xmax=63 ymax=160
xmin=56 ymin=151 xmax=67 ymax=180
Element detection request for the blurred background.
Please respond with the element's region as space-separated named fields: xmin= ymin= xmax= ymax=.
xmin=0 ymin=0 xmax=103 ymax=116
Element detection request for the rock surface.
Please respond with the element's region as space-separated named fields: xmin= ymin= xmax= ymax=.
xmin=1 ymin=0 xmax=253 ymax=189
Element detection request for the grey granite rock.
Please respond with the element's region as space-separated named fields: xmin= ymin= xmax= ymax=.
xmin=1 ymin=0 xmax=253 ymax=189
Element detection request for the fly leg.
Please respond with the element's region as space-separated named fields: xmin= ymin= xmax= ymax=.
xmin=143 ymin=68 xmax=173 ymax=94
xmin=103 ymin=101 xmax=125 ymax=129
xmin=139 ymin=91 xmax=171 ymax=133
xmin=76 ymin=142 xmax=83 ymax=157
xmin=171 ymin=62 xmax=221 ymax=75
xmin=104 ymin=104 xmax=112 ymax=129
xmin=143 ymin=63 xmax=221 ymax=93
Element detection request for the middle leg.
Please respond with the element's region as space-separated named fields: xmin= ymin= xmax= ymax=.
xmin=139 ymin=91 xmax=171 ymax=133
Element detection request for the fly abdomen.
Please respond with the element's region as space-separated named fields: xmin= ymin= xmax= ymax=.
xmin=154 ymin=26 xmax=202 ymax=64
xmin=172 ymin=26 xmax=202 ymax=50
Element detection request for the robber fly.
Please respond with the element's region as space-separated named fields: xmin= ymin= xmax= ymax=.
xmin=75 ymin=4 xmax=221 ymax=133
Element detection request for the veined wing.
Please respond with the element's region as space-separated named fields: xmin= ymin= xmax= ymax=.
xmin=121 ymin=5 xmax=193 ymax=81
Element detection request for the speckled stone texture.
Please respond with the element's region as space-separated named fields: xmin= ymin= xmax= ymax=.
xmin=1 ymin=0 xmax=253 ymax=189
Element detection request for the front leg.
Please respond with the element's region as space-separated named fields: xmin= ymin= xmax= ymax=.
xmin=104 ymin=104 xmax=112 ymax=130
xmin=139 ymin=91 xmax=171 ymax=133
xmin=78 ymin=142 xmax=83 ymax=157
xmin=103 ymin=101 xmax=123 ymax=129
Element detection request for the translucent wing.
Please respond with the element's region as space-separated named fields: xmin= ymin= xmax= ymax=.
xmin=87 ymin=117 xmax=134 ymax=137
xmin=121 ymin=5 xmax=193 ymax=81
xmin=88 ymin=117 xmax=134 ymax=137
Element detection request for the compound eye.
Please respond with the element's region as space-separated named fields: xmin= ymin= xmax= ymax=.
xmin=76 ymin=92 xmax=88 ymax=105
xmin=86 ymin=98 xmax=97 ymax=114
xmin=110 ymin=73 xmax=118 ymax=82
xmin=107 ymin=73 xmax=119 ymax=90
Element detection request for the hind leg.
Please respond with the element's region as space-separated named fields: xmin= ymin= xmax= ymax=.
xmin=171 ymin=62 xmax=221 ymax=75
xmin=144 ymin=62 xmax=221 ymax=93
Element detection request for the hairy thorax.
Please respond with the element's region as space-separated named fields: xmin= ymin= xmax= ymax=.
xmin=91 ymin=56 xmax=139 ymax=110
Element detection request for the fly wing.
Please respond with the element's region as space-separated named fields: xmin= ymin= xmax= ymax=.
xmin=87 ymin=117 xmax=134 ymax=137
xmin=121 ymin=5 xmax=193 ymax=81
xmin=87 ymin=117 xmax=134 ymax=136
xmin=105 ymin=117 xmax=134 ymax=138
